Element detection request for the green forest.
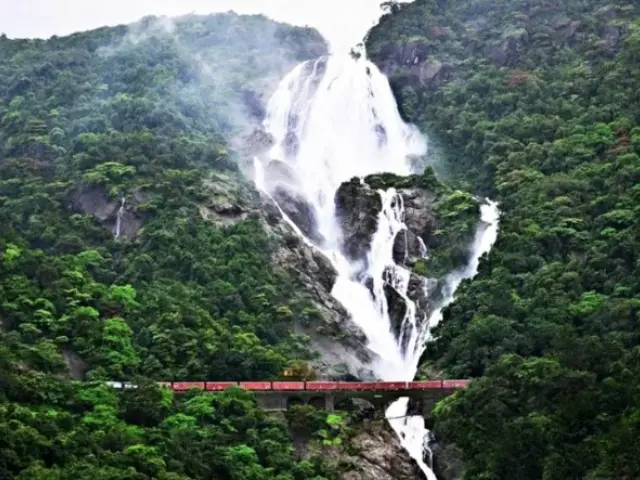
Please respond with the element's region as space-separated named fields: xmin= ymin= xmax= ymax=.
xmin=3 ymin=0 xmax=640 ymax=478
xmin=0 ymin=13 xmax=342 ymax=480
xmin=367 ymin=0 xmax=640 ymax=478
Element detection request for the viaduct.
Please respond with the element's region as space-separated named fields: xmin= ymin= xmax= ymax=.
xmin=107 ymin=380 xmax=470 ymax=414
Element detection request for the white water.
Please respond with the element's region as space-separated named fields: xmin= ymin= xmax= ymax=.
xmin=255 ymin=51 xmax=500 ymax=479
xmin=114 ymin=197 xmax=125 ymax=239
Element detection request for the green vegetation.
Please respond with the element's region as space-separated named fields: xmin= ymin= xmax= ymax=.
xmin=0 ymin=380 xmax=336 ymax=479
xmin=0 ymin=13 xmax=338 ymax=479
xmin=368 ymin=0 xmax=640 ymax=477
xmin=365 ymin=167 xmax=480 ymax=278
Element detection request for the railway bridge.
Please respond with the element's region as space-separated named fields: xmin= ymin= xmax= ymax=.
xmin=108 ymin=380 xmax=470 ymax=414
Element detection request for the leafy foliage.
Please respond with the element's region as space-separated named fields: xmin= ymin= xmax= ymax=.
xmin=368 ymin=0 xmax=640 ymax=477
xmin=0 ymin=12 xmax=334 ymax=479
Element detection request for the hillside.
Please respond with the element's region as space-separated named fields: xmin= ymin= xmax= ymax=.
xmin=0 ymin=13 xmax=348 ymax=479
xmin=367 ymin=0 xmax=640 ymax=478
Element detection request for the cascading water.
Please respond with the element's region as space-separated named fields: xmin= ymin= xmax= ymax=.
xmin=114 ymin=197 xmax=125 ymax=240
xmin=254 ymin=49 xmax=499 ymax=479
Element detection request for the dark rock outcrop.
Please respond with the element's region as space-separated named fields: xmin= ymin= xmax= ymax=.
xmin=400 ymin=188 xmax=438 ymax=262
xmin=384 ymin=283 xmax=407 ymax=341
xmin=305 ymin=420 xmax=425 ymax=480
xmin=62 ymin=348 xmax=87 ymax=380
xmin=335 ymin=178 xmax=382 ymax=262
xmin=600 ymin=25 xmax=622 ymax=56
xmin=334 ymin=174 xmax=448 ymax=347
xmin=72 ymin=185 xmax=144 ymax=240
xmin=263 ymin=160 xmax=323 ymax=243
xmin=273 ymin=186 xmax=324 ymax=244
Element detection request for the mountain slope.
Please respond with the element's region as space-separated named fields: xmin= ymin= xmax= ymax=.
xmin=0 ymin=14 xmax=347 ymax=480
xmin=367 ymin=1 xmax=640 ymax=478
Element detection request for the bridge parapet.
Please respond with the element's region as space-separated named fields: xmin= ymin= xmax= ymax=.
xmin=106 ymin=380 xmax=469 ymax=413
xmin=107 ymin=379 xmax=470 ymax=393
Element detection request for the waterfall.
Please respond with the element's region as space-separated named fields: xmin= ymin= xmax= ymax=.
xmin=114 ymin=197 xmax=125 ymax=240
xmin=254 ymin=51 xmax=500 ymax=479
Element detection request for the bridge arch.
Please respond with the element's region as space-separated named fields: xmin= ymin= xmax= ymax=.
xmin=308 ymin=396 xmax=326 ymax=409
xmin=286 ymin=396 xmax=305 ymax=409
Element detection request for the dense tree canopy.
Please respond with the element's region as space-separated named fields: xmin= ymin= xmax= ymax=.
xmin=368 ymin=0 xmax=640 ymax=478
xmin=0 ymin=13 xmax=338 ymax=479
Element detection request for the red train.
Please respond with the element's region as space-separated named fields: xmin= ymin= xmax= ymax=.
xmin=106 ymin=380 xmax=469 ymax=392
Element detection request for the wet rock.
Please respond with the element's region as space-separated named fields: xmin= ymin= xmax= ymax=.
xmin=62 ymin=348 xmax=87 ymax=380
xmin=263 ymin=160 xmax=323 ymax=243
xmin=263 ymin=194 xmax=376 ymax=374
xmin=284 ymin=130 xmax=300 ymax=158
xmin=265 ymin=159 xmax=299 ymax=186
xmin=242 ymin=88 xmax=266 ymax=121
xmin=335 ymin=177 xmax=382 ymax=262
xmin=349 ymin=398 xmax=377 ymax=421
xmin=408 ymin=274 xmax=441 ymax=317
xmin=303 ymin=420 xmax=424 ymax=480
xmin=400 ymin=188 xmax=438 ymax=252
xmin=233 ymin=126 xmax=274 ymax=157
xmin=272 ymin=186 xmax=323 ymax=244
xmin=420 ymin=59 xmax=453 ymax=88
xmin=72 ymin=185 xmax=144 ymax=239
xmin=384 ymin=283 xmax=407 ymax=341
xmin=340 ymin=421 xmax=425 ymax=480
xmin=73 ymin=185 xmax=118 ymax=222
xmin=431 ymin=441 xmax=465 ymax=480
xmin=601 ymin=25 xmax=622 ymax=56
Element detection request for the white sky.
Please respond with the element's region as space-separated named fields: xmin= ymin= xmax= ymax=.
xmin=0 ymin=0 xmax=396 ymax=52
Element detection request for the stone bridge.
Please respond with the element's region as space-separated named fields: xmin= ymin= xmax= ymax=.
xmin=106 ymin=380 xmax=470 ymax=414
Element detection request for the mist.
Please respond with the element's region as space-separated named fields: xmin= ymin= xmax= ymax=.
xmin=1 ymin=0 xmax=415 ymax=54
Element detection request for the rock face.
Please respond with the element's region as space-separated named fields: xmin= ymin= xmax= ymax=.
xmin=72 ymin=185 xmax=145 ymax=240
xmin=488 ymin=28 xmax=529 ymax=67
xmin=334 ymin=178 xmax=382 ymax=262
xmin=199 ymin=172 xmax=257 ymax=226
xmin=334 ymin=174 xmax=444 ymax=347
xmin=232 ymin=126 xmax=275 ymax=157
xmin=305 ymin=420 xmax=425 ymax=480
xmin=62 ymin=348 xmax=87 ymax=380
xmin=431 ymin=440 xmax=465 ymax=480
xmin=262 ymin=160 xmax=324 ymax=243
xmin=396 ymin=187 xmax=438 ymax=266
xmin=260 ymin=191 xmax=377 ymax=377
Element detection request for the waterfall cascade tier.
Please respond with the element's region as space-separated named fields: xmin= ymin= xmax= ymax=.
xmin=253 ymin=52 xmax=500 ymax=479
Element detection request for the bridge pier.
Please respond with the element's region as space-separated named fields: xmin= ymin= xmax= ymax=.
xmin=325 ymin=393 xmax=334 ymax=412
xmin=244 ymin=383 xmax=468 ymax=413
